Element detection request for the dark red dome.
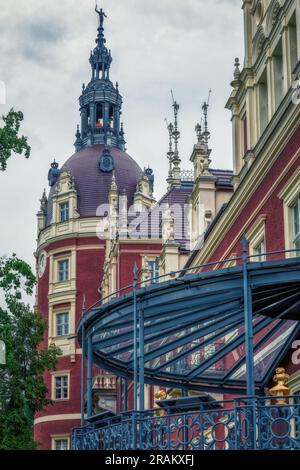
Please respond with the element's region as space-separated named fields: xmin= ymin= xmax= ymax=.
xmin=46 ymin=144 xmax=142 ymax=224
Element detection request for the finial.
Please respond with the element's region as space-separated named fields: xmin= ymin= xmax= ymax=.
xmin=110 ymin=171 xmax=118 ymax=191
xmin=165 ymin=118 xmax=174 ymax=182
xmin=74 ymin=126 xmax=83 ymax=152
xmin=234 ymin=58 xmax=241 ymax=80
xmin=202 ymin=90 xmax=211 ymax=147
xmin=170 ymin=90 xmax=181 ymax=183
xmin=48 ymin=159 xmax=60 ymax=187
xmin=269 ymin=367 xmax=290 ymax=404
xmin=95 ymin=3 xmax=107 ymax=28
xmin=51 ymin=159 xmax=59 ymax=169
xmin=195 ymin=122 xmax=202 ymax=144
xmin=231 ymin=58 xmax=241 ymax=89
xmin=40 ymin=188 xmax=48 ymax=213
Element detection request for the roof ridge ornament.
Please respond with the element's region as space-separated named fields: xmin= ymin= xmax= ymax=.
xmin=48 ymin=159 xmax=60 ymax=187
xmin=170 ymin=90 xmax=181 ymax=186
xmin=95 ymin=2 xmax=107 ymax=46
xmin=165 ymin=118 xmax=174 ymax=187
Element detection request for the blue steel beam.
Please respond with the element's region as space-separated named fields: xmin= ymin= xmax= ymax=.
xmin=129 ymin=312 xmax=244 ymax=367
xmin=105 ymin=310 xmax=243 ymax=360
xmin=93 ymin=300 xmax=242 ymax=350
xmin=93 ymin=303 xmax=242 ymax=351
xmin=95 ymin=287 xmax=244 ymax=333
xmin=154 ymin=317 xmax=245 ymax=373
xmin=222 ymin=319 xmax=286 ymax=382
xmin=77 ymin=257 xmax=300 ymax=394
xmin=186 ymin=317 xmax=274 ymax=380
xmin=77 ymin=258 xmax=300 ymax=335
xmin=90 ymin=285 xmax=244 ymax=336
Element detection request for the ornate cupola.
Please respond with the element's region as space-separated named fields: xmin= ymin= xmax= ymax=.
xmin=76 ymin=6 xmax=125 ymax=151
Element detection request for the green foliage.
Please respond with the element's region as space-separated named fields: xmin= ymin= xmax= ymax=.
xmin=0 ymin=108 xmax=31 ymax=171
xmin=0 ymin=255 xmax=61 ymax=450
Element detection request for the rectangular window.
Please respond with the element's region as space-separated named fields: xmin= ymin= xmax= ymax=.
xmin=56 ymin=312 xmax=69 ymax=337
xmin=253 ymin=238 xmax=266 ymax=261
xmin=242 ymin=113 xmax=248 ymax=156
xmin=258 ymin=70 xmax=268 ymax=135
xmin=292 ymin=197 xmax=300 ymax=250
xmin=289 ymin=13 xmax=298 ymax=73
xmin=273 ymin=39 xmax=284 ymax=109
xmin=58 ymin=260 xmax=69 ymax=282
xmin=55 ymin=375 xmax=69 ymax=400
xmin=148 ymin=259 xmax=160 ymax=284
xmin=54 ymin=439 xmax=69 ymax=451
xmin=60 ymin=202 xmax=69 ymax=223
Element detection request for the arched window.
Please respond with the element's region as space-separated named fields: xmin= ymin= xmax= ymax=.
xmin=109 ymin=105 xmax=114 ymax=128
xmin=96 ymin=103 xmax=104 ymax=128
xmin=265 ymin=1 xmax=282 ymax=37
xmin=253 ymin=26 xmax=266 ymax=62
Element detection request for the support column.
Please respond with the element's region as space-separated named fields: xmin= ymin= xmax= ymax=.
xmin=132 ymin=263 xmax=139 ymax=450
xmin=81 ymin=322 xmax=86 ymax=427
xmin=87 ymin=334 xmax=93 ymax=418
xmin=138 ymin=303 xmax=145 ymax=412
xmin=242 ymin=236 xmax=257 ymax=450
xmin=124 ymin=378 xmax=128 ymax=412
xmin=119 ymin=377 xmax=123 ymax=413
xmin=242 ymin=236 xmax=255 ymax=397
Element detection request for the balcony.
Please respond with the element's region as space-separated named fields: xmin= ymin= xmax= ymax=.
xmin=72 ymin=396 xmax=300 ymax=450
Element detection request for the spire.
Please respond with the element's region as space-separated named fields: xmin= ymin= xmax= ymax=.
xmin=202 ymin=89 xmax=211 ymax=148
xmin=110 ymin=171 xmax=118 ymax=192
xmin=231 ymin=58 xmax=241 ymax=89
xmin=190 ymin=94 xmax=213 ymax=178
xmin=78 ymin=6 xmax=125 ymax=150
xmin=74 ymin=125 xmax=83 ymax=152
xmin=170 ymin=91 xmax=181 ymax=186
xmin=90 ymin=4 xmax=112 ymax=80
xmin=165 ymin=118 xmax=174 ymax=187
xmin=95 ymin=4 xmax=107 ymax=46
xmin=40 ymin=189 xmax=48 ymax=214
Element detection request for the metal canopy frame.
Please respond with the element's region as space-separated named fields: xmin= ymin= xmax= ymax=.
xmin=78 ymin=247 xmax=300 ymax=421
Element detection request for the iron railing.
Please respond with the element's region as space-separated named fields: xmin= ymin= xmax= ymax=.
xmin=72 ymin=396 xmax=300 ymax=451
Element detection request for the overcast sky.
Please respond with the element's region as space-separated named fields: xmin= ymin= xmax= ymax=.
xmin=0 ymin=0 xmax=244 ymax=273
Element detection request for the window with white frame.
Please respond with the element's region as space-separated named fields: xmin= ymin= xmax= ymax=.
xmin=56 ymin=312 xmax=69 ymax=337
xmin=53 ymin=438 xmax=69 ymax=450
xmin=148 ymin=259 xmax=160 ymax=284
xmin=273 ymin=39 xmax=284 ymax=109
xmin=247 ymin=217 xmax=266 ymax=262
xmin=58 ymin=259 xmax=69 ymax=282
xmin=278 ymin=171 xmax=300 ymax=256
xmin=258 ymin=69 xmax=269 ymax=135
xmin=292 ymin=196 xmax=300 ymax=250
xmin=59 ymin=202 xmax=69 ymax=223
xmin=54 ymin=375 xmax=69 ymax=400
xmin=253 ymin=238 xmax=266 ymax=260
xmin=289 ymin=12 xmax=298 ymax=74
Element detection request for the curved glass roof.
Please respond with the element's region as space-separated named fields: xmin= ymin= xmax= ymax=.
xmin=79 ymin=257 xmax=300 ymax=394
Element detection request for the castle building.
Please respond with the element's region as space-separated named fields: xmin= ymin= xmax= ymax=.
xmin=34 ymin=7 xmax=233 ymax=450
xmin=65 ymin=0 xmax=299 ymax=451
xmin=185 ymin=0 xmax=300 ymax=391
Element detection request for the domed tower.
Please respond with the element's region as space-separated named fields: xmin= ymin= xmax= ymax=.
xmin=34 ymin=7 xmax=144 ymax=450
